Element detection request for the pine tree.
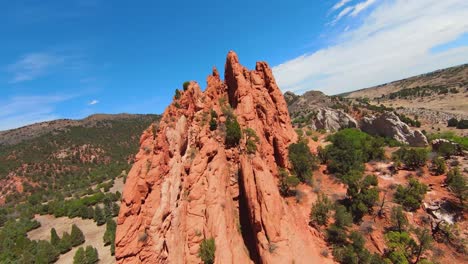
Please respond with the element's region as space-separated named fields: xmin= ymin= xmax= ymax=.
xmin=93 ymin=206 xmax=106 ymax=226
xmin=85 ymin=245 xmax=99 ymax=263
xmin=70 ymin=224 xmax=85 ymax=247
xmin=73 ymin=247 xmax=86 ymax=264
xmin=86 ymin=207 xmax=95 ymax=219
xmin=104 ymin=201 xmax=113 ymax=219
xmin=35 ymin=240 xmax=59 ymax=264
xmin=112 ymin=202 xmax=120 ymax=217
xmin=50 ymin=228 xmax=60 ymax=247
xmin=334 ymin=205 xmax=352 ymax=228
xmin=103 ymin=219 xmax=116 ymax=246
xmin=58 ymin=232 xmax=72 ymax=254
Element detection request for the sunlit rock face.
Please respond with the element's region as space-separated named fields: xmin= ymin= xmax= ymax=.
xmin=115 ymin=51 xmax=332 ymax=264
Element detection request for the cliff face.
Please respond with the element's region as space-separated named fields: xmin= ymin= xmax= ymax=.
xmin=115 ymin=52 xmax=331 ymax=264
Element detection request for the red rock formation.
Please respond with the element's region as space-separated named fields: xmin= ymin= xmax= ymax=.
xmin=116 ymin=51 xmax=333 ymax=263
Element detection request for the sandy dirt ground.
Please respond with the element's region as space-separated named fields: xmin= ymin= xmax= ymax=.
xmin=28 ymin=214 xmax=114 ymax=263
xmin=109 ymin=177 xmax=124 ymax=194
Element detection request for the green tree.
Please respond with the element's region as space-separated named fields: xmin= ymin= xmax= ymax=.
xmin=390 ymin=206 xmax=408 ymax=233
xmin=334 ymin=205 xmax=352 ymax=228
xmin=225 ymin=116 xmax=242 ymax=147
xmin=199 ymin=238 xmax=215 ymax=264
xmin=392 ymin=147 xmax=428 ymax=170
xmin=244 ymin=128 xmax=260 ymax=154
xmin=446 ymin=167 xmax=467 ymax=205
xmin=103 ymin=219 xmax=117 ymax=255
xmin=413 ymin=228 xmax=433 ymax=264
xmin=394 ymin=178 xmax=428 ymax=211
xmin=104 ymin=200 xmax=113 ymax=219
xmin=93 ymin=206 xmax=106 ymax=226
xmin=50 ymin=228 xmax=60 ymax=247
xmin=73 ymin=247 xmax=86 ymax=264
xmin=85 ymin=245 xmax=99 ymax=263
xmin=70 ymin=224 xmax=85 ymax=247
xmin=325 ymin=129 xmax=384 ymax=177
xmin=310 ymin=193 xmax=332 ymax=226
xmin=209 ymin=110 xmax=218 ymax=131
xmin=35 ymin=240 xmax=59 ymax=264
xmin=278 ymin=168 xmax=300 ymax=196
xmin=58 ymin=232 xmax=72 ymax=254
xmin=385 ymin=231 xmax=415 ymax=263
xmin=344 ymin=172 xmax=379 ymax=222
xmin=288 ymin=141 xmax=318 ymax=183
xmin=326 ymin=225 xmax=348 ymax=245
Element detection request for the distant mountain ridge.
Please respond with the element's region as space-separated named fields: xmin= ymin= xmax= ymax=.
xmin=0 ymin=113 xmax=157 ymax=146
xmin=343 ymin=63 xmax=468 ymax=98
xmin=0 ymin=113 xmax=160 ymax=205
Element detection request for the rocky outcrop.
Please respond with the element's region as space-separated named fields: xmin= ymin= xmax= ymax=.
xmin=285 ymin=90 xmax=357 ymax=132
xmin=360 ymin=112 xmax=428 ymax=147
xmin=309 ymin=108 xmax=358 ymax=131
xmin=115 ymin=52 xmax=332 ymax=263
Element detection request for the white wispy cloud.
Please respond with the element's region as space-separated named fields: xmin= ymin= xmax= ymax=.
xmin=273 ymin=0 xmax=468 ymax=95
xmin=6 ymin=52 xmax=65 ymax=83
xmin=330 ymin=0 xmax=378 ymax=24
xmin=350 ymin=0 xmax=377 ymax=16
xmin=332 ymin=0 xmax=353 ymax=11
xmin=331 ymin=6 xmax=353 ymax=24
xmin=88 ymin=99 xmax=99 ymax=105
xmin=0 ymin=95 xmax=74 ymax=131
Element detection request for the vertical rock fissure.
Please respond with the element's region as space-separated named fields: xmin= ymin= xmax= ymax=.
xmin=238 ymin=167 xmax=260 ymax=263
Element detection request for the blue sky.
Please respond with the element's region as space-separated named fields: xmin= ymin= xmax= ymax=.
xmin=1 ymin=0 xmax=467 ymax=130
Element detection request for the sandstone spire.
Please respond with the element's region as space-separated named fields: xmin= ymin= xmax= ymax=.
xmin=115 ymin=51 xmax=332 ymax=263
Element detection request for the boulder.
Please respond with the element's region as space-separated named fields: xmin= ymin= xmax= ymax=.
xmin=309 ymin=107 xmax=358 ymax=132
xmin=360 ymin=112 xmax=428 ymax=147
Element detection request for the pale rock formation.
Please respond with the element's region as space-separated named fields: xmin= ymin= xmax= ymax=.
xmin=360 ymin=112 xmax=428 ymax=147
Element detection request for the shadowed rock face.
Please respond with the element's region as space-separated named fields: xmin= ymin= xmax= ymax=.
xmin=360 ymin=112 xmax=428 ymax=147
xmin=115 ymin=52 xmax=332 ymax=264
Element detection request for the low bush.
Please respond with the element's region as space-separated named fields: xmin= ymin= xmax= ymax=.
xmin=199 ymin=238 xmax=215 ymax=264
